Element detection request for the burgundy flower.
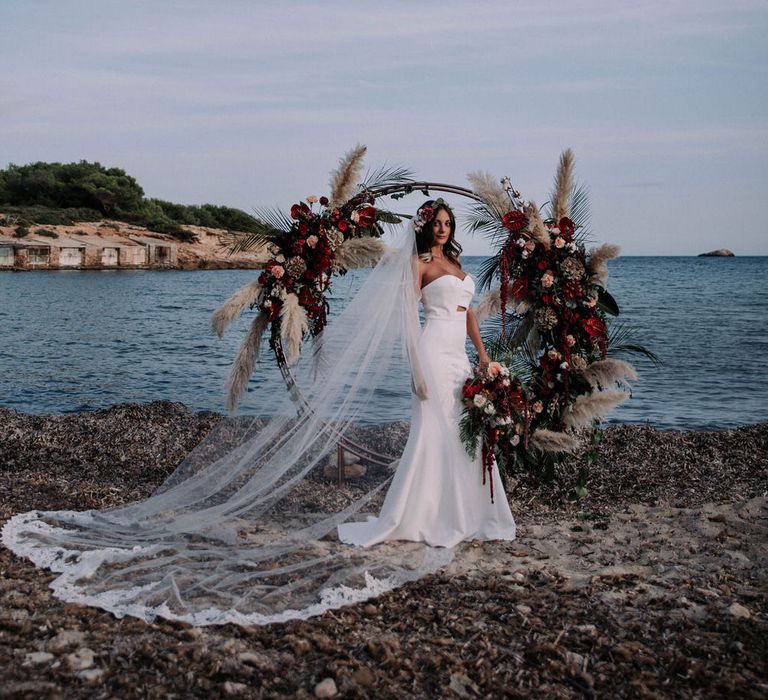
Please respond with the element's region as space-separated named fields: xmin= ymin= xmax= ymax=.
xmin=502 ymin=210 xmax=527 ymax=232
xmin=337 ymin=219 xmax=349 ymax=232
xmin=356 ymin=206 xmax=377 ymax=228
xmin=319 ymin=196 xmax=329 ymax=206
xmin=510 ymin=277 xmax=529 ymax=299
xmin=559 ymin=217 xmax=575 ymax=240
xmin=583 ymin=317 xmax=606 ymax=337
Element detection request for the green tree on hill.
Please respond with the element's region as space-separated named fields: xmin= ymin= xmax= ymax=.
xmin=0 ymin=160 xmax=265 ymax=241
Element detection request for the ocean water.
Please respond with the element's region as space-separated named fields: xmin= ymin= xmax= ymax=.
xmin=0 ymin=256 xmax=766 ymax=430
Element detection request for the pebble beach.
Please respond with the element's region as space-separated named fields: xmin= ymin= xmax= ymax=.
xmin=1 ymin=402 xmax=766 ymax=698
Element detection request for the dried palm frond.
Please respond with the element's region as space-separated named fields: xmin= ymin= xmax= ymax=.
xmin=580 ymin=358 xmax=638 ymax=390
xmin=280 ymin=292 xmax=310 ymax=365
xmin=361 ymin=164 xmax=413 ymax=192
xmin=467 ymin=171 xmax=512 ymax=216
xmin=525 ymin=201 xmax=550 ymax=249
xmin=552 ymin=148 xmax=575 ymax=221
xmin=568 ymin=183 xmax=592 ymax=242
xmin=608 ymin=322 xmax=662 ymax=365
xmin=332 ymin=237 xmax=386 ymax=271
xmin=531 ymin=428 xmax=581 ymax=454
xmin=329 ymin=144 xmax=367 ymax=206
xmin=464 ymin=200 xmax=509 ymax=250
xmin=525 ymin=326 xmax=541 ymax=357
xmin=211 ymin=281 xmax=263 ymax=337
xmin=587 ymin=243 xmax=621 ymax=284
xmin=226 ymin=311 xmax=269 ymax=412
xmin=563 ymin=390 xmax=629 ymax=428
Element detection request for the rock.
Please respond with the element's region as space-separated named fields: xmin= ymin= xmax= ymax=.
xmin=314 ymin=677 xmax=338 ymax=698
xmin=24 ymin=651 xmax=54 ymax=666
xmin=515 ymin=604 xmax=532 ymax=615
xmin=224 ymin=681 xmax=249 ymax=696
xmin=48 ymin=629 xmax=86 ymax=652
xmin=448 ymin=672 xmax=480 ymax=697
xmin=351 ymin=666 xmax=376 ymax=687
xmin=362 ymin=603 xmax=377 ymax=616
xmin=728 ymin=602 xmax=751 ymax=619
xmin=564 ymin=651 xmax=586 ymax=670
xmin=698 ymin=248 xmax=735 ymax=257
xmin=66 ymin=647 xmax=96 ymax=671
xmin=78 ymin=668 xmax=105 ymax=685
xmin=238 ymin=651 xmax=276 ymax=672
xmin=323 ymin=462 xmax=366 ymax=480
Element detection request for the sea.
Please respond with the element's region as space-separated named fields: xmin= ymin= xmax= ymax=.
xmin=1 ymin=256 xmax=766 ymax=431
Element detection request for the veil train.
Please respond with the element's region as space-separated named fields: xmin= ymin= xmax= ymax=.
xmin=2 ymin=227 xmax=456 ymax=626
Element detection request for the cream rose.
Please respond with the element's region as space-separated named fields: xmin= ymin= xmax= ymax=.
xmin=271 ymin=265 xmax=285 ymax=279
xmin=306 ymin=235 xmax=318 ymax=248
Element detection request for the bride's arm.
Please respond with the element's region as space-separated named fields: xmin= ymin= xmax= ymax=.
xmin=467 ymin=308 xmax=490 ymax=368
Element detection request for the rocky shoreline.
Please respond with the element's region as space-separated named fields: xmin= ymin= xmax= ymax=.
xmin=1 ymin=402 xmax=766 ymax=698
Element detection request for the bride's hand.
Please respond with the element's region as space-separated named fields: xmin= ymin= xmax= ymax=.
xmin=411 ymin=376 xmax=429 ymax=400
xmin=478 ymin=351 xmax=491 ymax=370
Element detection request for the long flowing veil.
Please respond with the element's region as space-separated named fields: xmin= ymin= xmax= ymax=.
xmin=2 ymin=226 xmax=454 ymax=626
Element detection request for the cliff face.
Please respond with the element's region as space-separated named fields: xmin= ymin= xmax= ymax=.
xmin=0 ymin=219 xmax=269 ymax=270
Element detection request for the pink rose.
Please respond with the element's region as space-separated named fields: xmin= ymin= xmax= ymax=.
xmin=271 ymin=265 xmax=285 ymax=279
xmin=306 ymin=235 xmax=318 ymax=248
xmin=487 ymin=361 xmax=502 ymax=378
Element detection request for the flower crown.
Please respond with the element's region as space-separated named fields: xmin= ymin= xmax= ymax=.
xmin=411 ymin=198 xmax=452 ymax=234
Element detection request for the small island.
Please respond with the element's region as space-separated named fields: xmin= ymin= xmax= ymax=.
xmin=698 ymin=248 xmax=735 ymax=257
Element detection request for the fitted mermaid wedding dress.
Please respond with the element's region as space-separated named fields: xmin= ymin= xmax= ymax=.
xmin=338 ymin=273 xmax=517 ymax=547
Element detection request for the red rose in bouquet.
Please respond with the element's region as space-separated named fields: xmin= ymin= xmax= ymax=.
xmin=502 ymin=210 xmax=527 ymax=232
xmin=337 ymin=219 xmax=349 ymax=232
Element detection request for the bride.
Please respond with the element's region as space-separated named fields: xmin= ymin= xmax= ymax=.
xmin=339 ymin=199 xmax=516 ymax=547
xmin=2 ymin=196 xmax=514 ymax=626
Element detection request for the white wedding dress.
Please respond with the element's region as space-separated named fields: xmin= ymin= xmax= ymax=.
xmin=338 ymin=273 xmax=517 ymax=547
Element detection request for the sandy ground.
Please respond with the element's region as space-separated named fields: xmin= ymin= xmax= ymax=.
xmin=0 ymin=403 xmax=766 ymax=698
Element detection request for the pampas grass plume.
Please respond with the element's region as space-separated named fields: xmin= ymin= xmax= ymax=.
xmin=329 ymin=144 xmax=367 ymax=206
xmin=531 ymin=428 xmax=582 ymax=454
xmin=564 ymin=390 xmax=629 ymax=428
xmin=211 ymin=281 xmax=263 ymax=338
xmin=333 ymin=237 xmax=386 ymax=270
xmin=587 ymin=243 xmax=620 ymax=284
xmin=553 ymin=148 xmax=574 ymax=221
xmin=226 ymin=311 xmax=269 ymax=412
xmin=525 ymin=201 xmax=550 ymax=249
xmin=580 ymin=358 xmax=637 ymax=390
xmin=467 ymin=171 xmax=511 ymax=216
xmin=475 ymin=287 xmax=501 ymax=324
xmin=280 ymin=292 xmax=310 ymax=365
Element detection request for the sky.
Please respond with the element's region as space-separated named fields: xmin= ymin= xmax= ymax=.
xmin=2 ymin=0 xmax=767 ymax=255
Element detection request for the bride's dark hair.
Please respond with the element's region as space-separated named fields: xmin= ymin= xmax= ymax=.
xmin=415 ymin=199 xmax=463 ymax=268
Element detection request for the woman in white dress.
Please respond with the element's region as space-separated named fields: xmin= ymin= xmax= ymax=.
xmin=339 ymin=200 xmax=517 ymax=547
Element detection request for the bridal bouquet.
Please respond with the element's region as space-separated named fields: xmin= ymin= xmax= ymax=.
xmin=460 ymin=361 xmax=527 ymax=502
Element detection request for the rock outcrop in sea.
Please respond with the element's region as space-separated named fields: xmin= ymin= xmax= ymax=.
xmin=698 ymin=248 xmax=735 ymax=257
